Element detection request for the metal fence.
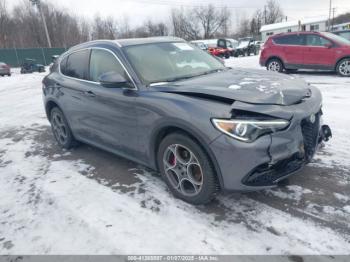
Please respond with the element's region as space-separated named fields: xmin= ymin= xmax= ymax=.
xmin=0 ymin=47 xmax=67 ymax=67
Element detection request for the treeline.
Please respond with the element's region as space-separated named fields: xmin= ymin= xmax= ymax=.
xmin=332 ymin=12 xmax=350 ymax=25
xmin=0 ymin=0 xmax=284 ymax=48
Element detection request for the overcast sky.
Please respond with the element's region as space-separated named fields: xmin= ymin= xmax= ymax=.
xmin=7 ymin=0 xmax=350 ymax=28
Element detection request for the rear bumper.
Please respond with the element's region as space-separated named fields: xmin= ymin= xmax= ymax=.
xmin=0 ymin=69 xmax=10 ymax=75
xmin=209 ymin=109 xmax=331 ymax=192
xmin=259 ymin=57 xmax=267 ymax=67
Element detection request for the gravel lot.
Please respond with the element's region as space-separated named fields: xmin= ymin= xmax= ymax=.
xmin=0 ymin=56 xmax=349 ymax=254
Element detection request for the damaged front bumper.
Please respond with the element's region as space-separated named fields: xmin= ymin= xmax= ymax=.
xmin=208 ymin=87 xmax=332 ymax=192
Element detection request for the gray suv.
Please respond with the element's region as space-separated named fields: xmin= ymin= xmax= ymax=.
xmin=42 ymin=37 xmax=332 ymax=204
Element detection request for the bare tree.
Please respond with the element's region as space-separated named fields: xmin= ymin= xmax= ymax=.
xmin=0 ymin=0 xmax=11 ymax=48
xmin=91 ymin=15 xmax=118 ymax=40
xmin=265 ymin=0 xmax=284 ymax=24
xmin=118 ymin=16 xmax=132 ymax=38
xmin=146 ymin=20 xmax=168 ymax=36
xmin=250 ymin=9 xmax=264 ymax=38
xmin=171 ymin=8 xmax=200 ymax=40
xmin=194 ymin=4 xmax=231 ymax=39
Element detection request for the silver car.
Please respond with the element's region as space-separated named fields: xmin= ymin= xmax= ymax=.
xmin=0 ymin=62 xmax=11 ymax=77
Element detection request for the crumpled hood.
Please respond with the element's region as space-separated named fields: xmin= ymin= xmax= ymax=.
xmin=152 ymin=68 xmax=312 ymax=106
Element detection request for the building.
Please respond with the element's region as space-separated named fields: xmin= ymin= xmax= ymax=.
xmin=331 ymin=22 xmax=350 ymax=32
xmin=260 ymin=16 xmax=328 ymax=41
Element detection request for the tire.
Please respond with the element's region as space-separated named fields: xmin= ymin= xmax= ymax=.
xmin=336 ymin=58 xmax=350 ymax=77
xmin=224 ymin=52 xmax=230 ymax=59
xmin=7 ymin=73 xmax=11 ymax=77
xmin=266 ymin=58 xmax=284 ymax=73
xmin=157 ymin=133 xmax=218 ymax=205
xmin=50 ymin=107 xmax=77 ymax=149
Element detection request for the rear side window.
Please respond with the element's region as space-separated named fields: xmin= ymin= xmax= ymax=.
xmin=217 ymin=39 xmax=226 ymax=48
xmin=64 ymin=50 xmax=90 ymax=80
xmin=89 ymin=49 xmax=128 ymax=82
xmin=305 ymin=35 xmax=331 ymax=46
xmin=273 ymin=34 xmax=304 ymax=45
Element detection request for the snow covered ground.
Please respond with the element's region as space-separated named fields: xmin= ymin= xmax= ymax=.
xmin=0 ymin=58 xmax=349 ymax=255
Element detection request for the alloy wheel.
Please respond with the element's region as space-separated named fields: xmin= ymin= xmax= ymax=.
xmin=339 ymin=60 xmax=350 ymax=76
xmin=163 ymin=144 xmax=203 ymax=197
xmin=51 ymin=111 xmax=68 ymax=145
xmin=268 ymin=61 xmax=281 ymax=72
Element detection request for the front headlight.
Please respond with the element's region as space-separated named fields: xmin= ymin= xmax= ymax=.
xmin=212 ymin=118 xmax=290 ymax=142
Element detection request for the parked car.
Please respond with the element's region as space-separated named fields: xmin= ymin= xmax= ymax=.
xmin=254 ymin=40 xmax=264 ymax=49
xmin=20 ymin=59 xmax=45 ymax=74
xmin=234 ymin=37 xmax=258 ymax=57
xmin=200 ymin=39 xmax=231 ymax=58
xmin=43 ymin=37 xmax=332 ymax=205
xmin=216 ymin=38 xmax=238 ymax=57
xmin=260 ymin=31 xmax=350 ymax=76
xmin=0 ymin=62 xmax=11 ymax=76
xmin=333 ymin=30 xmax=350 ymax=41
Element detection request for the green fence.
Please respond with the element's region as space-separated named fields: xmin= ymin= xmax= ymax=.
xmin=0 ymin=47 xmax=67 ymax=67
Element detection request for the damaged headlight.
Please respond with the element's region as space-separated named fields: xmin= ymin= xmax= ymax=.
xmin=212 ymin=118 xmax=290 ymax=142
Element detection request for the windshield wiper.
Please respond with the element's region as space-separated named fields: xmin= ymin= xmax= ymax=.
xmin=149 ymin=69 xmax=225 ymax=86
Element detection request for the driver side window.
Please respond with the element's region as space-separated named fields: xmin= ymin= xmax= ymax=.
xmin=89 ymin=49 xmax=129 ymax=83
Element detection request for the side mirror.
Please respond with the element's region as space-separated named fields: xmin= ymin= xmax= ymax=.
xmin=324 ymin=43 xmax=332 ymax=49
xmin=98 ymin=71 xmax=128 ymax=87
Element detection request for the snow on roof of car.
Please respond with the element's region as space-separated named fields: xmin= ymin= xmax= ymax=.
xmin=260 ymin=16 xmax=328 ymax=32
xmin=114 ymin=36 xmax=185 ymax=47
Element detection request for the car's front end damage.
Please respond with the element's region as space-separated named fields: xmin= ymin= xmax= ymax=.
xmin=150 ymin=67 xmax=332 ymax=192
xmin=208 ymin=85 xmax=332 ymax=191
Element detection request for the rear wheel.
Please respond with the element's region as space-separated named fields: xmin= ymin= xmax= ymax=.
xmin=157 ymin=133 xmax=218 ymax=205
xmin=50 ymin=107 xmax=77 ymax=149
xmin=266 ymin=58 xmax=284 ymax=73
xmin=336 ymin=58 xmax=350 ymax=77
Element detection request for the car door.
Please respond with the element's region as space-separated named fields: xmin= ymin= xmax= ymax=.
xmin=303 ymin=34 xmax=336 ymax=68
xmin=273 ymin=34 xmax=305 ymax=67
xmin=81 ymin=48 xmax=139 ymax=158
xmin=57 ymin=49 xmax=93 ymax=139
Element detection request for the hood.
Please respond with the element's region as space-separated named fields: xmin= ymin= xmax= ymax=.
xmin=151 ymin=68 xmax=312 ymax=106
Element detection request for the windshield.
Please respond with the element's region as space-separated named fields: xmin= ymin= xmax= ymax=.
xmin=124 ymin=42 xmax=225 ymax=85
xmin=323 ymin=32 xmax=350 ymax=45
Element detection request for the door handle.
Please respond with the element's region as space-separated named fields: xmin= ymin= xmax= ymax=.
xmin=84 ymin=90 xmax=96 ymax=97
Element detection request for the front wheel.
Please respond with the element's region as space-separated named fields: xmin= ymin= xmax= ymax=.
xmin=157 ymin=133 xmax=218 ymax=205
xmin=336 ymin=58 xmax=350 ymax=77
xmin=50 ymin=107 xmax=77 ymax=149
xmin=266 ymin=59 xmax=284 ymax=73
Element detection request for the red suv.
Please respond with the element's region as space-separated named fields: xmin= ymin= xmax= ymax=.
xmin=260 ymin=31 xmax=350 ymax=76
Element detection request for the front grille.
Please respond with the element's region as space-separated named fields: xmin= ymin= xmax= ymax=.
xmin=242 ymin=154 xmax=304 ymax=187
xmin=301 ymin=112 xmax=321 ymax=162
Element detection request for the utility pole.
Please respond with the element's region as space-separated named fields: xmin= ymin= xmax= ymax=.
xmin=332 ymin=7 xmax=336 ymax=30
xmin=328 ymin=0 xmax=332 ymax=31
xmin=29 ymin=0 xmax=52 ymax=48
